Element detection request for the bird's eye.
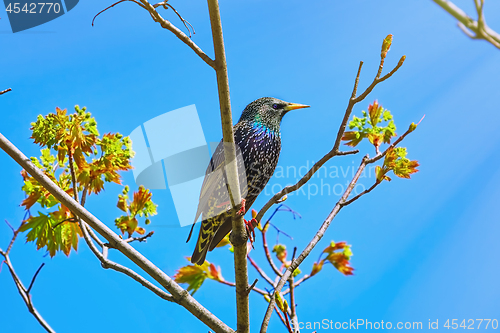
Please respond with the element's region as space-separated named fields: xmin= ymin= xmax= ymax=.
xmin=272 ymin=104 xmax=279 ymax=109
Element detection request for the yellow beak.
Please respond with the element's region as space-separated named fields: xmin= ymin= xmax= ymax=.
xmin=284 ymin=103 xmax=310 ymax=111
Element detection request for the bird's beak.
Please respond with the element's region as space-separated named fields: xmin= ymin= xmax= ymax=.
xmin=284 ymin=103 xmax=310 ymax=111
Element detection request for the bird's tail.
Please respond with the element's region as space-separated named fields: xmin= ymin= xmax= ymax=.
xmin=191 ymin=244 xmax=209 ymax=265
xmin=190 ymin=219 xmax=214 ymax=265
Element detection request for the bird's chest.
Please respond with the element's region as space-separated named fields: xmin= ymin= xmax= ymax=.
xmin=236 ymin=125 xmax=281 ymax=196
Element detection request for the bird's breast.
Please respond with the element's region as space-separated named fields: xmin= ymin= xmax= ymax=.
xmin=235 ymin=124 xmax=282 ymax=199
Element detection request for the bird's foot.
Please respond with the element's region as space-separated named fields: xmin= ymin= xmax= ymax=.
xmin=236 ymin=198 xmax=257 ymax=247
xmin=244 ymin=218 xmax=258 ymax=247
xmin=237 ymin=198 xmax=247 ymax=216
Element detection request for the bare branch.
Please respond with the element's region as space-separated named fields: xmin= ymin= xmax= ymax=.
xmin=259 ymin=157 xmax=370 ymax=332
xmin=92 ymin=0 xmax=146 ymax=26
xmin=4 ymin=220 xmax=25 ymax=256
xmin=288 ymin=273 xmax=299 ymax=332
xmin=261 ymin=222 xmax=283 ymax=277
xmin=274 ymin=305 xmax=290 ymax=332
xmin=26 ymin=263 xmax=45 ymax=294
xmin=432 ymin=0 xmax=500 ymax=49
xmin=123 ymin=230 xmax=155 ymax=243
xmin=5 ymin=219 xmax=15 ymax=233
xmin=0 ymin=132 xmax=234 ymax=333
xmin=0 ymin=88 xmax=12 ymax=95
xmin=138 ymin=0 xmax=216 ymax=68
xmin=246 ymin=278 xmax=259 ymax=295
xmin=341 ymin=182 xmax=378 ymax=207
xmin=153 ymin=1 xmax=196 ymax=38
xmin=247 ymin=255 xmax=275 ymax=287
xmin=93 ymin=0 xmax=215 ymax=67
xmin=281 ymin=274 xmax=312 ymax=295
xmin=83 ymin=223 xmax=175 ymax=302
xmin=261 ymin=120 xmax=416 ymax=331
xmin=216 ymin=278 xmax=268 ymax=296
xmin=0 ymin=250 xmax=55 ymax=333
xmin=256 ymin=48 xmax=405 ymax=225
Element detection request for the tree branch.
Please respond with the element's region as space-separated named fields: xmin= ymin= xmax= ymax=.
xmin=66 ymin=156 xmax=177 ymax=303
xmin=124 ymin=230 xmax=155 ymax=243
xmin=259 ymin=157 xmax=370 ymax=332
xmin=206 ymin=1 xmax=250 ymax=332
xmin=247 ymin=255 xmax=275 ymax=287
xmin=260 ymin=121 xmax=415 ymax=331
xmin=0 ymin=88 xmax=12 ymax=95
xmin=83 ymin=222 xmax=175 ymax=302
xmin=137 ymin=0 xmax=216 ymax=67
xmin=93 ymin=0 xmax=215 ymax=67
xmin=282 ymin=274 xmax=312 ymax=295
xmin=340 ymin=182 xmax=378 ymax=207
xmin=216 ymin=278 xmax=268 ymax=296
xmin=0 ymin=249 xmax=55 ymax=333
xmin=432 ymin=0 xmax=500 ymax=49
xmin=0 ymin=132 xmax=234 ymax=333
xmin=256 ymin=45 xmax=405 ymax=226
xmin=4 ymin=220 xmax=24 ymax=256
xmin=261 ymin=222 xmax=283 ymax=277
xmin=26 ymin=263 xmax=45 ymax=294
xmin=288 ymin=274 xmax=299 ymax=332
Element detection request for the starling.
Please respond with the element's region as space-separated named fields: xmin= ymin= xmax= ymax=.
xmin=188 ymin=97 xmax=309 ymax=265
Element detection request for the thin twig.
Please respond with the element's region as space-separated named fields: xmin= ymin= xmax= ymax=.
xmin=139 ymin=0 xmax=215 ymax=67
xmin=262 ymin=222 xmax=283 ymax=277
xmin=341 ymin=182 xmax=378 ymax=207
xmin=274 ymin=305 xmax=289 ymax=330
xmin=154 ymin=1 xmax=196 ymax=38
xmin=217 ymin=279 xmax=267 ymax=296
xmin=93 ymin=0 xmax=215 ymax=66
xmin=84 ymin=223 xmax=175 ymax=301
xmin=432 ymin=0 xmax=500 ymax=49
xmin=5 ymin=219 xmax=15 ymax=233
xmin=123 ymin=231 xmax=155 ymax=244
xmin=247 ymin=255 xmax=275 ymax=287
xmin=0 ymin=249 xmax=55 ymax=333
xmin=4 ymin=220 xmax=25 ymax=256
xmin=92 ymin=0 xmax=146 ymax=26
xmin=0 ymin=88 xmax=12 ymax=95
xmin=51 ymin=217 xmax=77 ymax=230
xmin=283 ymin=310 xmax=293 ymax=333
xmin=26 ymin=263 xmax=45 ymax=294
xmin=246 ymin=279 xmax=258 ymax=295
xmin=288 ymin=273 xmax=298 ymax=332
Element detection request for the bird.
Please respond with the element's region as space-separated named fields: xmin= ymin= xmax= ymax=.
xmin=188 ymin=97 xmax=309 ymax=265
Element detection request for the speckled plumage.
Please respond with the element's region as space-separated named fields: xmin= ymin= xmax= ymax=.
xmin=190 ymin=97 xmax=309 ymax=265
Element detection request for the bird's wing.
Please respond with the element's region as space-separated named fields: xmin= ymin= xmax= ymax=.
xmin=192 ymin=140 xmax=227 ymax=224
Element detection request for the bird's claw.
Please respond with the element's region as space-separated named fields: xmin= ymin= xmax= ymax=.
xmin=245 ymin=218 xmax=258 ymax=248
xmin=237 ymin=199 xmax=257 ymax=247
xmin=237 ymin=198 xmax=247 ymax=216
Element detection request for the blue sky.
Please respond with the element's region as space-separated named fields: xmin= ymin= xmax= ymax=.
xmin=1 ymin=0 xmax=499 ymax=332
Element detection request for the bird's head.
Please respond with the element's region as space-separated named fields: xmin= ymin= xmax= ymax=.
xmin=239 ymin=97 xmax=309 ymax=130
